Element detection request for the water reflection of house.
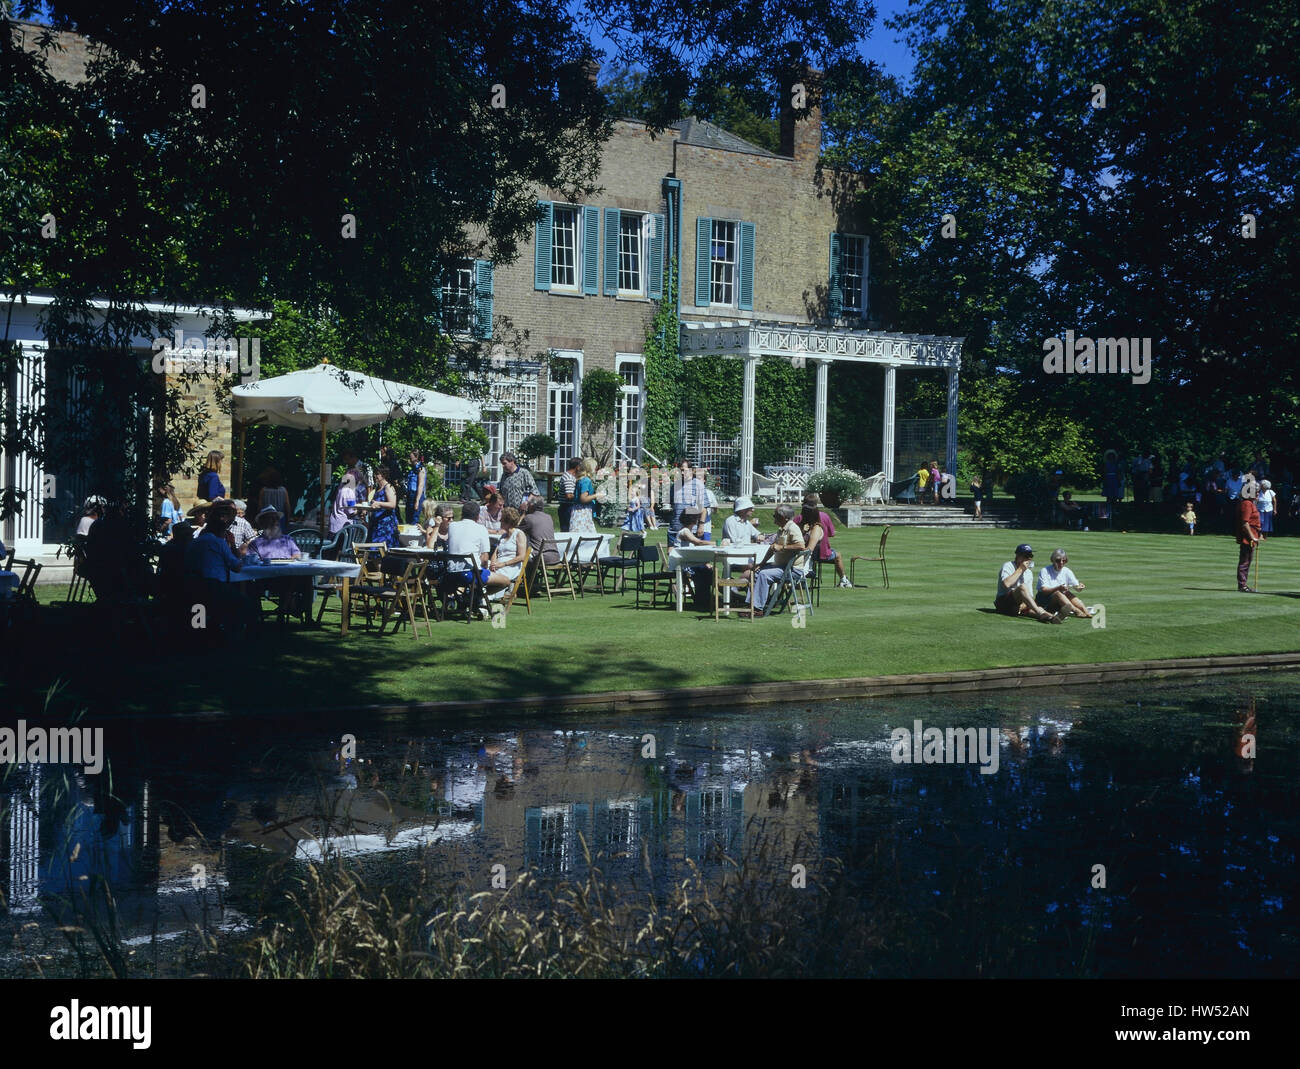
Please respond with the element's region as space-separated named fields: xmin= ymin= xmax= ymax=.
xmin=477 ymin=731 xmax=821 ymax=886
xmin=0 ymin=766 xmax=230 ymax=956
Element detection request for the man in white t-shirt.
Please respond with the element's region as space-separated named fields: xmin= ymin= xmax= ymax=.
xmin=1035 ymin=548 xmax=1094 ymax=619
xmin=443 ymin=500 xmax=493 ymax=616
xmin=995 ymin=544 xmax=1064 ymax=622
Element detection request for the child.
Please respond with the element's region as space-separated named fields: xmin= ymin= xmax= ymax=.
xmin=623 ymin=477 xmax=646 ymax=532
xmin=1179 ymin=501 xmax=1197 ymax=535
xmin=971 ymin=477 xmax=984 ymax=519
xmin=928 ymin=461 xmax=941 ymax=505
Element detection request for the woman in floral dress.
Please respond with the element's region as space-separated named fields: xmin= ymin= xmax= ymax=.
xmin=371 ymin=465 xmax=402 ymax=547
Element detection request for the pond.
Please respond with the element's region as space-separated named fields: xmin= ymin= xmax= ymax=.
xmin=2 ymin=673 xmax=1296 ymax=977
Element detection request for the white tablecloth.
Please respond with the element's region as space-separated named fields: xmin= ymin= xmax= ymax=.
xmin=667 ymin=544 xmax=762 ymax=612
xmin=229 ymin=559 xmax=361 ymax=582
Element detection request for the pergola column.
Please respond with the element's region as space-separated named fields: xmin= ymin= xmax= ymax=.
xmin=882 ymin=362 xmax=898 ymax=482
xmin=813 ymin=358 xmax=830 ymax=471
xmin=739 ymin=353 xmax=759 ymax=497
xmin=945 ymin=364 xmax=959 ymax=479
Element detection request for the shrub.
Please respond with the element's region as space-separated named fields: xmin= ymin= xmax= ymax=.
xmin=516 ymin=433 xmax=558 ymax=465
xmin=805 ymin=467 xmax=868 ymax=501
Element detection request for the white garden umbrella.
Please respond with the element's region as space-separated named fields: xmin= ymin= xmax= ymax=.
xmin=231 ymin=361 xmax=481 ymax=531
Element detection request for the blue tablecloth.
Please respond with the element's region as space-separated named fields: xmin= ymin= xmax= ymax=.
xmin=0 ymin=570 xmax=18 ymax=598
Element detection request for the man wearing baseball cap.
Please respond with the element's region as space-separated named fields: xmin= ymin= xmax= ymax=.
xmin=995 ymin=544 xmax=1065 ymax=622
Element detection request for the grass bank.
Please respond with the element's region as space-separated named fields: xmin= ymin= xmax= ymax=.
xmin=9 ymin=525 xmax=1300 ymax=717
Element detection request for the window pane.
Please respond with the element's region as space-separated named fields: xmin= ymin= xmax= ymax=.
xmin=440 ymin=262 xmax=474 ymax=333
xmin=552 ymin=207 xmax=577 ymax=288
xmin=710 ymin=220 xmax=736 ymax=305
xmin=842 ymin=236 xmax=865 ymax=314
xmin=618 ymin=214 xmax=642 ymax=293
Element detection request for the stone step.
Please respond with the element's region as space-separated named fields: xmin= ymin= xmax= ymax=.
xmin=838 ymin=505 xmax=1017 ymax=528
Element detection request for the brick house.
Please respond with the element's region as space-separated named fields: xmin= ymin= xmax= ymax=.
xmin=457 ymin=82 xmax=961 ymax=496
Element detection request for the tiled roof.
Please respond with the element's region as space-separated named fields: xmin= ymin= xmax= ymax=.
xmin=670 ymin=117 xmax=779 ymax=158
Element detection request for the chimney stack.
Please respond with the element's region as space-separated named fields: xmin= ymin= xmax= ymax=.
xmin=779 ymin=68 xmax=822 ymax=168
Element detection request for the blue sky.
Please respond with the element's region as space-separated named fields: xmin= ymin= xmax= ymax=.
xmin=578 ymin=0 xmax=919 ymax=85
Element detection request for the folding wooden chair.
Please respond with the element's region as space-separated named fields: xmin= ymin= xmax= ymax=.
xmin=763 ymin=556 xmax=814 ymax=617
xmin=354 ymin=555 xmax=431 ymax=638
xmin=569 ymin=535 xmax=606 ymax=596
xmin=501 ymin=544 xmax=532 ymax=616
xmin=714 ymin=550 xmax=755 ymax=620
xmin=538 ymin=539 xmax=575 ymax=600
xmin=342 ymin=542 xmax=388 ymax=626
xmin=851 ymin=525 xmax=891 ymax=589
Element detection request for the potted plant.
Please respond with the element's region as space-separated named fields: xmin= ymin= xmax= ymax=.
xmin=805 ymin=466 xmax=867 ymax=509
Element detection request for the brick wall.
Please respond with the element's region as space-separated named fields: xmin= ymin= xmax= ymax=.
xmin=493 ymin=115 xmax=867 ymax=460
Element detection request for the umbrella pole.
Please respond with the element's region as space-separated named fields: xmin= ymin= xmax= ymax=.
xmin=236 ymin=421 xmax=247 ymax=498
xmin=320 ymin=416 xmax=328 ymax=537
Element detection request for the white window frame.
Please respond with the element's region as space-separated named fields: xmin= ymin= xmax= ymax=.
xmin=440 ymin=259 xmax=475 ymax=335
xmin=551 ymin=204 xmax=581 ymax=292
xmin=617 ymin=213 xmax=648 ymax=298
xmin=546 ymin=350 xmax=583 ymax=470
xmin=710 ymin=219 xmax=738 ymax=307
xmin=615 ymin=353 xmax=644 ymax=464
xmin=839 ymin=233 xmax=868 ymax=317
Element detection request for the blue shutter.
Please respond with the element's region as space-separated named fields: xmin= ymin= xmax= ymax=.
xmin=828 ymin=232 xmax=843 ymax=319
xmin=648 ymin=213 xmax=665 ymax=299
xmin=534 ymin=202 xmax=552 ymax=290
xmin=695 ymin=217 xmax=712 ymax=307
xmin=603 ymin=208 xmax=620 ymax=295
xmin=738 ymin=221 xmax=755 ymax=311
xmin=474 ymin=259 xmax=493 ymax=339
xmin=583 ymin=205 xmax=599 ymax=295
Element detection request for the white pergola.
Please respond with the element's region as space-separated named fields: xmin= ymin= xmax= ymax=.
xmin=679 ymin=321 xmax=964 ymax=497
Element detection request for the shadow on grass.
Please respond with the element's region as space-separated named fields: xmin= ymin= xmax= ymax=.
xmin=0 ymin=597 xmax=778 ymax=725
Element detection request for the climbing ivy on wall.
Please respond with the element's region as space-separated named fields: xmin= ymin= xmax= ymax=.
xmin=642 ymin=260 xmax=684 ymax=463
xmin=641 ymin=258 xmax=818 ymax=471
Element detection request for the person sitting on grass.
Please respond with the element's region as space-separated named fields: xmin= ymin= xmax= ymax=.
xmin=1180 ymin=501 xmax=1197 ymax=535
xmin=995 ymin=544 xmax=1064 ymax=623
xmin=1035 ymin=548 xmax=1094 ymax=619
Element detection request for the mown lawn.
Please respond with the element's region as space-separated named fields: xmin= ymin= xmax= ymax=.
xmin=13 ymin=523 xmax=1300 ymax=717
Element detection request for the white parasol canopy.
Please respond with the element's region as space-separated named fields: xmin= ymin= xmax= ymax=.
xmin=230 ymin=361 xmax=481 ymax=532
xmin=230 ymin=361 xmax=480 ymax=430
